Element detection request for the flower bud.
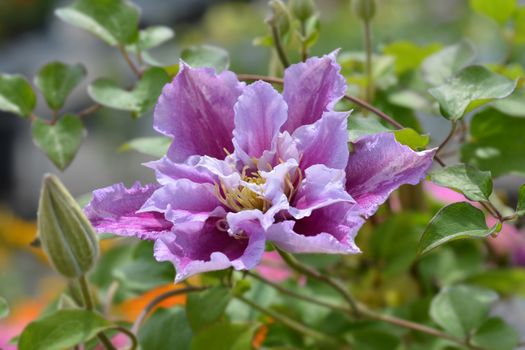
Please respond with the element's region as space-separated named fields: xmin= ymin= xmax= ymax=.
xmin=352 ymin=0 xmax=376 ymax=22
xmin=290 ymin=0 xmax=315 ymax=22
xmin=37 ymin=174 xmax=99 ymax=278
xmin=267 ymin=0 xmax=291 ymax=35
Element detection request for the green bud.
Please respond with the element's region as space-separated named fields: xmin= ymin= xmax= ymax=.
xmin=267 ymin=0 xmax=291 ymax=35
xmin=290 ymin=0 xmax=316 ymax=21
xmin=352 ymin=0 xmax=376 ymax=21
xmin=37 ymin=174 xmax=99 ymax=278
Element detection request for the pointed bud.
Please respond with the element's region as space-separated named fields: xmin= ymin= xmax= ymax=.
xmin=290 ymin=0 xmax=315 ymax=22
xmin=37 ymin=174 xmax=99 ymax=278
xmin=267 ymin=0 xmax=291 ymax=36
xmin=352 ymin=0 xmax=376 ymax=22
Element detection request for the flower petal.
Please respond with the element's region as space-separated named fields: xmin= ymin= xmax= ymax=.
xmin=292 ymin=111 xmax=350 ymax=170
xmin=233 ymin=81 xmax=288 ymax=165
xmin=282 ymin=51 xmax=346 ymax=132
xmin=154 ymin=218 xmax=265 ymax=282
xmin=346 ymin=133 xmax=436 ymax=217
xmin=289 ymin=164 xmax=354 ymax=220
xmin=267 ymin=202 xmax=363 ymax=254
xmin=154 ymin=63 xmax=244 ymax=162
xmin=140 ymin=179 xmax=226 ymax=228
xmin=145 ymin=156 xmax=216 ymax=185
xmin=84 ymin=182 xmax=172 ymax=240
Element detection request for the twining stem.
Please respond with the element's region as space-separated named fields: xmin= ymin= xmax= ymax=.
xmin=118 ymin=45 xmax=142 ymax=78
xmin=300 ymin=21 xmax=308 ymax=62
xmin=248 ymin=270 xmax=485 ymax=350
xmin=78 ymin=275 xmax=117 ymax=350
xmin=363 ymin=19 xmax=374 ymax=103
xmin=270 ymin=24 xmax=291 ymax=68
xmin=235 ymin=295 xmax=343 ymax=347
xmin=111 ymin=326 xmax=138 ymax=350
xmin=275 ymin=247 xmax=359 ymax=315
xmin=131 ymin=286 xmax=209 ymax=334
xmin=435 ymin=121 xmax=457 ymax=158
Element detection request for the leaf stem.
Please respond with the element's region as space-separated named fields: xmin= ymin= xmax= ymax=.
xmin=300 ymin=21 xmax=308 ymax=62
xmin=111 ymin=325 xmax=138 ymax=350
xmin=235 ymin=295 xmax=342 ymax=347
xmin=275 ymin=247 xmax=359 ymax=315
xmin=270 ymin=24 xmax=290 ymax=68
xmin=435 ymin=121 xmax=457 ymax=158
xmin=118 ymin=45 xmax=142 ymax=78
xmin=77 ymin=104 xmax=102 ymax=117
xmin=363 ymin=19 xmax=374 ymax=103
xmin=130 ymin=286 xmax=209 ymax=334
xmin=78 ymin=275 xmax=116 ymax=350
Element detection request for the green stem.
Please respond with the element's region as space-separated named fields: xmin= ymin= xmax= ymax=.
xmin=275 ymin=247 xmax=359 ymax=315
xmin=270 ymin=24 xmax=290 ymax=68
xmin=235 ymin=295 xmax=342 ymax=347
xmin=435 ymin=121 xmax=457 ymax=158
xmin=363 ymin=19 xmax=374 ymax=103
xmin=300 ymin=21 xmax=308 ymax=62
xmin=78 ymin=276 xmax=116 ymax=350
xmin=111 ymin=326 xmax=138 ymax=350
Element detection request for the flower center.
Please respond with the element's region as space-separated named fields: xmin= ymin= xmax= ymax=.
xmin=214 ymin=169 xmax=270 ymax=213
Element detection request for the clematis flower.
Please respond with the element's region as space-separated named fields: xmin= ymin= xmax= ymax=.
xmin=85 ymin=53 xmax=435 ymax=281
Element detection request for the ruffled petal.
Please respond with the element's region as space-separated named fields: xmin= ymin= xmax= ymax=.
xmin=346 ymin=133 xmax=436 ymax=217
xmin=145 ymin=156 xmax=216 ymax=185
xmin=282 ymin=51 xmax=346 ymax=132
xmin=267 ymin=202 xmax=363 ymax=254
xmin=292 ymin=111 xmax=350 ymax=170
xmin=154 ymin=218 xmax=265 ymax=282
xmin=140 ymin=179 xmax=226 ymax=229
xmin=84 ymin=182 xmax=172 ymax=240
xmin=289 ymin=164 xmax=354 ymax=220
xmin=233 ymin=81 xmax=288 ymax=166
xmin=154 ymin=63 xmax=245 ymax=162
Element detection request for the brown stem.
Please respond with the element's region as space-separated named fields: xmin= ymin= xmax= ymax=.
xmin=435 ymin=121 xmax=457 ymax=158
xmin=131 ymin=286 xmax=208 ymax=334
xmin=118 ymin=45 xmax=142 ymax=78
xmin=77 ymin=104 xmax=102 ymax=117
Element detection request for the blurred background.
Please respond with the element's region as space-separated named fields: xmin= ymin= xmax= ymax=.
xmin=0 ymin=0 xmax=524 ymax=345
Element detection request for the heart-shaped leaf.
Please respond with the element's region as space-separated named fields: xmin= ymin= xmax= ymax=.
xmin=429 ymin=164 xmax=493 ymax=202
xmin=471 ymin=317 xmax=519 ymax=350
xmin=181 ymin=45 xmax=230 ymax=72
xmin=32 ymin=115 xmax=85 ymax=171
xmin=422 ymin=40 xmax=476 ymax=86
xmin=186 ymin=286 xmax=232 ymax=331
xmin=34 ymin=61 xmax=86 ymax=111
xmin=428 ymin=65 xmax=518 ymax=121
xmin=469 ymin=0 xmax=517 ymax=25
xmin=88 ymin=67 xmax=169 ymax=116
xmin=0 ymin=74 xmax=37 ymax=118
xmin=418 ymin=202 xmax=499 ymax=255
xmin=138 ymin=308 xmax=192 ymax=350
xmin=18 ymin=309 xmax=113 ymax=350
xmin=119 ymin=136 xmax=170 ymax=158
xmin=55 ymin=0 xmax=139 ymax=46
xmin=430 ymin=285 xmax=498 ymax=338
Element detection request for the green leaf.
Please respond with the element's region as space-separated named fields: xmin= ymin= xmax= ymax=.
xmin=429 ymin=164 xmax=493 ymax=202
xmin=0 ymin=296 xmax=9 ymax=319
xmin=18 ymin=309 xmax=113 ymax=350
xmin=88 ymin=67 xmax=169 ymax=116
xmin=393 ymin=128 xmax=429 ymax=150
xmin=383 ymin=41 xmax=441 ymax=74
xmin=55 ymin=0 xmax=139 ymax=46
xmin=186 ymin=286 xmax=232 ymax=331
xmin=429 ymin=285 xmax=498 ymax=338
xmin=470 ymin=0 xmax=517 ymax=24
xmin=348 ymin=116 xmax=390 ymax=141
xmin=190 ymin=322 xmax=257 ymax=350
xmin=422 ymin=40 xmax=476 ymax=86
xmin=461 ymin=108 xmax=525 ymax=177
xmin=181 ymin=45 xmax=230 ymax=73
xmin=136 ymin=26 xmax=174 ymax=50
xmin=119 ymin=136 xmax=170 ymax=158
xmin=34 ymin=62 xmax=86 ymax=111
xmin=0 ymin=74 xmax=37 ymax=118
xmin=418 ymin=202 xmax=498 ymax=255
xmin=466 ymin=269 xmax=525 ymax=296
xmin=428 ymin=65 xmax=517 ymax=121
xmin=139 ymin=308 xmax=192 ymax=350
xmin=32 ymin=115 xmax=85 ymax=171
xmin=517 ymin=184 xmax=525 ymax=216
xmin=516 ymin=7 xmax=525 ymax=44
xmin=352 ymin=330 xmax=400 ymax=350
xmin=471 ymin=318 xmax=519 ymax=350
xmin=493 ymin=88 xmax=525 ymax=117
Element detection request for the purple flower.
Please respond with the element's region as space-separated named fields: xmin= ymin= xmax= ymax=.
xmin=85 ymin=53 xmax=435 ymax=281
